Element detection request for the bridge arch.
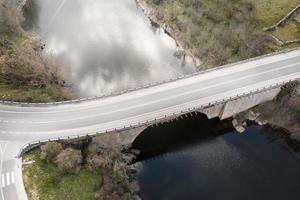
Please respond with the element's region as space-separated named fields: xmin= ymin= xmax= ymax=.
xmin=131 ymin=113 xmax=235 ymax=160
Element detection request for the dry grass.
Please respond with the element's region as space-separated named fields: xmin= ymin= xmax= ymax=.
xmin=295 ymin=13 xmax=300 ymax=23
xmin=0 ymin=2 xmax=71 ymax=102
xmin=251 ymin=0 xmax=300 ymax=27
xmin=144 ymin=0 xmax=272 ymax=67
xmin=272 ymin=22 xmax=300 ymax=42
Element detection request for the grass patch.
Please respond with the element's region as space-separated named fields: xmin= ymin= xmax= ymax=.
xmin=250 ymin=0 xmax=300 ymax=27
xmin=23 ymin=150 xmax=101 ymax=200
xmin=0 ymin=2 xmax=72 ymax=102
xmin=145 ymin=0 xmax=271 ymax=67
xmin=272 ymin=21 xmax=300 ymax=42
xmin=0 ymin=83 xmax=71 ymax=102
xmin=295 ymin=13 xmax=300 ymax=23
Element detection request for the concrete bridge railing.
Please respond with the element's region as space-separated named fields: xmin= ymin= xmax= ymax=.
xmin=15 ymin=78 xmax=298 ymax=158
xmin=1 ymin=48 xmax=299 ymax=107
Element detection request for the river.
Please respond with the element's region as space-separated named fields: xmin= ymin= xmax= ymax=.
xmin=22 ymin=1 xmax=300 ymax=200
xmin=22 ymin=0 xmax=196 ymax=97
xmin=133 ymin=114 xmax=300 ymax=200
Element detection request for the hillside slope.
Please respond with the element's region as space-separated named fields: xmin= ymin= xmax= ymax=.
xmin=0 ymin=2 xmax=71 ymax=102
xmin=141 ymin=0 xmax=300 ymax=138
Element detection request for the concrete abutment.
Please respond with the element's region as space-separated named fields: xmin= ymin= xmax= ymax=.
xmin=94 ymin=88 xmax=281 ymax=147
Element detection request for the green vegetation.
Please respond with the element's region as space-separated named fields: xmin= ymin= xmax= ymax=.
xmin=277 ymin=81 xmax=299 ymax=99
xmin=145 ymin=0 xmax=272 ymax=67
xmin=40 ymin=142 xmax=63 ymax=162
xmin=23 ymin=140 xmax=139 ymax=200
xmin=250 ymin=0 xmax=300 ymax=26
xmin=273 ymin=22 xmax=300 ymax=42
xmin=145 ymin=0 xmax=300 ymax=67
xmin=23 ymin=150 xmax=101 ymax=200
xmin=143 ymin=0 xmax=300 ymax=137
xmin=295 ymin=13 xmax=300 ymax=23
xmin=256 ymin=81 xmax=300 ymax=136
xmin=55 ymin=148 xmax=83 ymax=174
xmin=0 ymin=2 xmax=71 ymax=102
xmin=250 ymin=0 xmax=300 ymax=46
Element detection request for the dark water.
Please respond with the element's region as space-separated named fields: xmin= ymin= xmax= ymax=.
xmin=22 ymin=0 xmax=196 ymax=97
xmin=21 ymin=1 xmax=300 ymax=199
xmin=134 ymin=114 xmax=300 ymax=200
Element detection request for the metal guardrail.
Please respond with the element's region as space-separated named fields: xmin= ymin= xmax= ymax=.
xmin=2 ymin=48 xmax=300 ymax=107
xmin=16 ymin=78 xmax=299 ymax=158
xmin=6 ymin=0 xmax=300 ymax=156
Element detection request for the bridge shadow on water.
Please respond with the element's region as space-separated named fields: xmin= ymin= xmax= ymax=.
xmin=133 ymin=114 xmax=300 ymax=200
xmin=132 ymin=113 xmax=235 ymax=162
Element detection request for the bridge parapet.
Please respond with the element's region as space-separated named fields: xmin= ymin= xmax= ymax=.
xmin=15 ymin=79 xmax=295 ymax=158
xmin=1 ymin=48 xmax=299 ymax=107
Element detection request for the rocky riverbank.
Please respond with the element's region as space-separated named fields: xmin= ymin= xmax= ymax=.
xmin=136 ymin=0 xmax=272 ymax=67
xmin=137 ymin=0 xmax=300 ymax=146
xmin=254 ymin=82 xmax=300 ymax=141
xmin=135 ymin=0 xmax=202 ymax=68
xmin=233 ymin=81 xmax=300 ymax=147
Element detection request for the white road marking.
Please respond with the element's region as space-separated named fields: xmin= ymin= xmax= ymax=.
xmin=0 ymin=141 xmax=8 ymax=200
xmin=6 ymin=173 xmax=10 ymax=186
xmin=11 ymin=172 xmax=15 ymax=184
xmin=1 ymin=174 xmax=5 ymax=188
xmin=0 ymin=62 xmax=299 ymax=125
xmin=1 ymin=172 xmax=15 ymax=188
xmin=0 ymin=73 xmax=298 ymax=138
xmin=0 ymin=50 xmax=300 ymax=116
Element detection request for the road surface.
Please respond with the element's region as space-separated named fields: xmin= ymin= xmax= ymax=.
xmin=0 ymin=49 xmax=300 ymax=199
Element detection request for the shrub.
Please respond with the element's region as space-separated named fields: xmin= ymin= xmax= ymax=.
xmin=55 ymin=148 xmax=82 ymax=174
xmin=295 ymin=109 xmax=300 ymax=121
xmin=277 ymin=81 xmax=299 ymax=100
xmin=0 ymin=1 xmax=70 ymax=102
xmin=146 ymin=0 xmax=272 ymax=67
xmin=87 ymin=153 xmax=109 ymax=170
xmin=0 ymin=2 xmax=21 ymax=37
xmin=40 ymin=142 xmax=63 ymax=163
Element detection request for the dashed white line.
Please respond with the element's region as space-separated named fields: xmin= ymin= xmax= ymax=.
xmin=1 ymin=174 xmax=5 ymax=188
xmin=1 ymin=172 xmax=15 ymax=188
xmin=11 ymin=172 xmax=15 ymax=184
xmin=0 ymin=62 xmax=299 ymax=126
xmin=6 ymin=173 xmax=10 ymax=186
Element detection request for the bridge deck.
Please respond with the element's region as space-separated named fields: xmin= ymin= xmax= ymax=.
xmin=0 ymin=49 xmax=300 ymax=142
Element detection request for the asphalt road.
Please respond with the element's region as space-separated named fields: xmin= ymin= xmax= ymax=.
xmin=0 ymin=49 xmax=300 ymax=200
xmin=1 ymin=49 xmax=300 ymax=141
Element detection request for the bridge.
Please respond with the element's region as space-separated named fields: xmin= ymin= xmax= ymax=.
xmin=0 ymin=48 xmax=299 ymax=199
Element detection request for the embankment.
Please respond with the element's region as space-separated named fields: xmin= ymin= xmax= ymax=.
xmin=137 ymin=0 xmax=300 ymax=141
xmin=0 ymin=1 xmax=71 ymax=102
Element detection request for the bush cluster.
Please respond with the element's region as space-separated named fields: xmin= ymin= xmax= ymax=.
xmin=40 ymin=142 xmax=82 ymax=174
xmin=39 ymin=137 xmax=140 ymax=199
xmin=0 ymin=1 xmax=71 ymax=102
xmin=146 ymin=0 xmax=273 ymax=66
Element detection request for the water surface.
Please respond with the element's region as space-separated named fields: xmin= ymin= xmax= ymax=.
xmin=23 ymin=0 xmax=196 ymax=96
xmin=134 ymin=115 xmax=300 ymax=200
